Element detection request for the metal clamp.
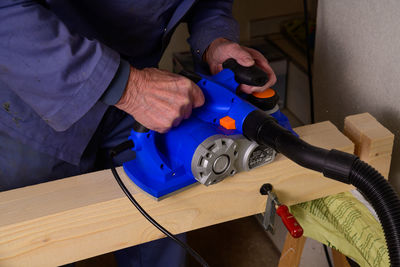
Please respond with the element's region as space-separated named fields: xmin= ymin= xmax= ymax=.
xmin=259 ymin=183 xmax=278 ymax=233
xmin=258 ymin=183 xmax=304 ymax=238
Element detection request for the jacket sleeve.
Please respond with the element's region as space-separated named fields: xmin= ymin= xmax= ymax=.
xmin=0 ymin=0 xmax=120 ymax=131
xmin=186 ymin=0 xmax=240 ymax=63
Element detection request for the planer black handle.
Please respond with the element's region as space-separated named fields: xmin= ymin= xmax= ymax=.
xmin=133 ymin=120 xmax=149 ymax=133
xmin=222 ymin=58 xmax=268 ymax=87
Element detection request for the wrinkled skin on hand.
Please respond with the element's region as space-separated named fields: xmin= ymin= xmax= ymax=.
xmin=115 ymin=67 xmax=204 ymax=133
xmin=204 ymin=38 xmax=277 ymax=93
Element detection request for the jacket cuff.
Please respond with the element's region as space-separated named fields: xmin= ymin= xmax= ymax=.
xmin=100 ymin=59 xmax=130 ymax=105
xmin=188 ymin=18 xmax=240 ymax=64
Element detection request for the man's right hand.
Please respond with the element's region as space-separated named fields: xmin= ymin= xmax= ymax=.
xmin=115 ymin=67 xmax=205 ymax=133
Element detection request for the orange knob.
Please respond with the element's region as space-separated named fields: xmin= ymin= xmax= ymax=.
xmin=252 ymin=88 xmax=276 ymax=99
xmin=219 ymin=116 xmax=236 ymax=130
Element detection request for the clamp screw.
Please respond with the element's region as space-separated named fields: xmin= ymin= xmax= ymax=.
xmin=260 ymin=183 xmax=273 ymax=195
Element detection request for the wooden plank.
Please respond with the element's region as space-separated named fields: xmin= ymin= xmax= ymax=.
xmin=278 ymin=234 xmax=306 ymax=267
xmin=0 ymin=120 xmax=357 ymax=266
xmin=344 ymin=113 xmax=394 ymax=177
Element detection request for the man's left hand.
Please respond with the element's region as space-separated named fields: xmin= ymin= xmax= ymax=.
xmin=204 ymin=38 xmax=277 ymax=94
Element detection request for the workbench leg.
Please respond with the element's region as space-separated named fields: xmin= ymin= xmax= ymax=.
xmin=278 ymin=233 xmax=306 ymax=267
xmin=331 ymin=249 xmax=351 ymax=267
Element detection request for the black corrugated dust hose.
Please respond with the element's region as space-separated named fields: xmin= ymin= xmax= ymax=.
xmin=349 ymin=160 xmax=400 ymax=266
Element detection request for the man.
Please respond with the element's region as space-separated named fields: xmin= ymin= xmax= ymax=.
xmin=0 ymin=0 xmax=276 ymax=266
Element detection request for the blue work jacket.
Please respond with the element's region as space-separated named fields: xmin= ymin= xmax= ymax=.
xmin=0 ymin=0 xmax=239 ymax=165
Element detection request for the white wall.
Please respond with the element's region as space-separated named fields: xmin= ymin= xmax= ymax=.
xmin=313 ymin=0 xmax=400 ymax=193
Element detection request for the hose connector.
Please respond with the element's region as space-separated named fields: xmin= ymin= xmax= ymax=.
xmin=243 ymin=110 xmax=357 ymax=183
xmin=322 ymin=149 xmax=357 ymax=184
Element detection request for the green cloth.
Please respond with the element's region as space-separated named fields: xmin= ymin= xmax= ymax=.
xmin=290 ymin=192 xmax=389 ymax=267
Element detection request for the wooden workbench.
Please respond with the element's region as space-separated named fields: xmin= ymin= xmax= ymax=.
xmin=0 ymin=113 xmax=394 ymax=266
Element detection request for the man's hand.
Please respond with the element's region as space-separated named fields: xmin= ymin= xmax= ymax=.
xmin=115 ymin=67 xmax=204 ymax=133
xmin=204 ymin=38 xmax=277 ymax=93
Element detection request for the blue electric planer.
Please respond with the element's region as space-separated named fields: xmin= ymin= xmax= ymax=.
xmin=123 ymin=59 xmax=296 ymax=199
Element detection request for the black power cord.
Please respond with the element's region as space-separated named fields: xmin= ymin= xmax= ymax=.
xmin=303 ymin=0 xmax=315 ymax=125
xmin=109 ymin=140 xmax=209 ymax=267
